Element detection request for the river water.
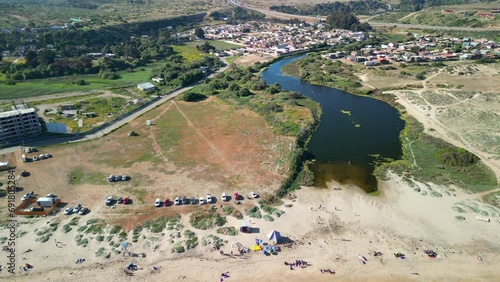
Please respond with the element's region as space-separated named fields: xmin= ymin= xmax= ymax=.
xmin=261 ymin=56 xmax=405 ymax=192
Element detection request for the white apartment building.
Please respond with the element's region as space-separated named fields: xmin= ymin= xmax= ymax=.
xmin=0 ymin=108 xmax=41 ymax=143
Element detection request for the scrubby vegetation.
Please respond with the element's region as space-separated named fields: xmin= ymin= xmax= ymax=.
xmin=190 ymin=208 xmax=227 ymax=230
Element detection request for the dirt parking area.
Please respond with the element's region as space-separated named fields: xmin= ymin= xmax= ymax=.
xmin=3 ymin=97 xmax=292 ymax=229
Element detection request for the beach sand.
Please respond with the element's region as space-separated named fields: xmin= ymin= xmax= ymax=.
xmin=3 ymin=173 xmax=500 ymax=281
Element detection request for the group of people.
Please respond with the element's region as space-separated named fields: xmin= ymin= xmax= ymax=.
xmin=19 ymin=263 xmax=33 ymax=272
xmin=284 ymin=259 xmax=308 ymax=270
xmin=75 ymin=258 xmax=85 ymax=264
xmin=320 ymin=269 xmax=335 ymax=275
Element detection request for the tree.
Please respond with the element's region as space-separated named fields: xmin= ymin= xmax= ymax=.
xmin=196 ymin=42 xmax=216 ymax=53
xmin=194 ymin=27 xmax=205 ymax=39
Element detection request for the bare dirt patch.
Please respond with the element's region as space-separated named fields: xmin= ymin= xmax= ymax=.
xmin=232 ymin=53 xmax=273 ymax=65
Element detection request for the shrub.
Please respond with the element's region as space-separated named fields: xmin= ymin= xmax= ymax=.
xmin=216 ymin=227 xmax=238 ymax=236
xmin=182 ymin=92 xmax=206 ymax=102
xmin=190 ymin=208 xmax=227 ymax=230
xmin=109 ymin=225 xmax=121 ymax=234
xmin=435 ymin=148 xmax=479 ymax=166
xmin=171 ymin=242 xmax=185 ymax=253
xmin=245 ymin=206 xmax=262 ymax=218
xmin=222 ymin=206 xmax=234 ymax=215
xmin=263 ymin=215 xmax=274 ymax=222
xmin=62 ymin=224 xmax=72 ymax=233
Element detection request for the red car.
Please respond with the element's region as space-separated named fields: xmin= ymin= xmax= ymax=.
xmin=234 ymin=192 xmax=239 ymax=201
xmin=164 ymin=199 xmax=170 ymax=207
xmin=123 ymin=197 xmax=130 ymax=204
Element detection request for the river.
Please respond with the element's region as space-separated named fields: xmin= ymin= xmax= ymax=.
xmin=261 ymin=56 xmax=405 ymax=192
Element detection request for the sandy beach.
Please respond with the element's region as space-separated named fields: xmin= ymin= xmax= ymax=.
xmin=3 ymin=172 xmax=500 ymax=282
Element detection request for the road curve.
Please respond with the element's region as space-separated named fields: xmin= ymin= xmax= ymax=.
xmin=0 ymin=59 xmax=230 ymax=154
xmin=228 ymin=0 xmax=500 ymax=31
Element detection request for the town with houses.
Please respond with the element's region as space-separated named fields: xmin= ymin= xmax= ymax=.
xmin=201 ymin=21 xmax=500 ymax=64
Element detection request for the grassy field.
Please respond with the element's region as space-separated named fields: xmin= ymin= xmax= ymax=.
xmin=172 ymin=45 xmax=205 ymax=63
xmin=184 ymin=40 xmax=242 ymax=50
xmin=0 ymin=62 xmax=165 ymax=100
xmin=409 ymin=133 xmax=497 ymax=192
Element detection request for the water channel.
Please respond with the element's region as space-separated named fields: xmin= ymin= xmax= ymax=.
xmin=261 ymin=56 xmax=405 ymax=192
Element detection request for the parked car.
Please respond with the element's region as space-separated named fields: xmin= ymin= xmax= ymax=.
xmin=190 ymin=197 xmax=196 ymax=205
xmin=174 ymin=196 xmax=181 ymax=205
xmin=44 ymin=153 xmax=51 ymax=158
xmin=164 ymin=199 xmax=170 ymax=207
xmin=20 ymin=170 xmax=29 ymax=177
xmin=199 ymin=197 xmax=205 ymax=205
xmin=73 ymin=204 xmax=82 ymax=213
xmin=115 ymin=175 xmax=122 ymax=181
xmin=39 ymin=154 xmax=45 ymax=160
xmin=117 ymin=197 xmax=123 ymax=204
xmin=46 ymin=193 xmax=56 ymax=198
xmin=107 ymin=175 xmax=115 ymax=182
xmin=78 ymin=207 xmax=88 ymax=215
xmin=155 ymin=198 xmax=161 ymax=207
xmin=21 ymin=192 xmax=32 ymax=201
xmin=122 ymin=175 xmax=129 ymax=181
xmin=106 ymin=196 xmax=113 ymax=206
xmin=182 ymin=196 xmax=188 ymax=205
xmin=33 ymin=156 xmax=39 ymax=161
xmin=64 ymin=207 xmax=73 ymax=215
xmin=234 ymin=192 xmax=239 ymax=201
xmin=123 ymin=197 xmax=130 ymax=204
xmin=206 ymin=194 xmax=213 ymax=204
xmin=222 ymin=193 xmax=228 ymax=202
xmin=250 ymin=192 xmax=258 ymax=198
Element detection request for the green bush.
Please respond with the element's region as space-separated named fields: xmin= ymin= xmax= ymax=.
xmin=435 ymin=148 xmax=479 ymax=166
xmin=216 ymin=227 xmax=238 ymax=236
xmin=62 ymin=224 xmax=72 ymax=233
xmin=171 ymin=242 xmax=185 ymax=253
xmin=245 ymin=206 xmax=262 ymax=219
xmin=190 ymin=208 xmax=227 ymax=230
xmin=263 ymin=215 xmax=274 ymax=222
xmin=182 ymin=92 xmax=206 ymax=102
xmin=222 ymin=206 xmax=234 ymax=215
xmin=109 ymin=225 xmax=121 ymax=234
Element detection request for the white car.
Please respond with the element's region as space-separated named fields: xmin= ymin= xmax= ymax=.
xmin=46 ymin=193 xmax=56 ymax=198
xmin=39 ymin=154 xmax=45 ymax=160
xmin=44 ymin=153 xmax=51 ymax=158
xmin=250 ymin=192 xmax=258 ymax=198
xmin=33 ymin=156 xmax=39 ymax=161
xmin=221 ymin=193 xmax=228 ymax=202
xmin=155 ymin=198 xmax=161 ymax=207
xmin=73 ymin=204 xmax=82 ymax=213
xmin=206 ymin=194 xmax=213 ymax=204
xmin=199 ymin=197 xmax=205 ymax=205
xmin=64 ymin=207 xmax=73 ymax=215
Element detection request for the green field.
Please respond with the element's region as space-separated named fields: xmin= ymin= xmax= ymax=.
xmin=172 ymin=45 xmax=206 ymax=62
xmin=185 ymin=40 xmax=242 ymax=50
xmin=0 ymin=62 xmax=165 ymax=100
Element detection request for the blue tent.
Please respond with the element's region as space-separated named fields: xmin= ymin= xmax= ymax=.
xmin=267 ymin=230 xmax=281 ymax=243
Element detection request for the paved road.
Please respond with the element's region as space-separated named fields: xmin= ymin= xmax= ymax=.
xmin=228 ymin=0 xmax=500 ymax=31
xmin=0 ymin=59 xmax=229 ymax=154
